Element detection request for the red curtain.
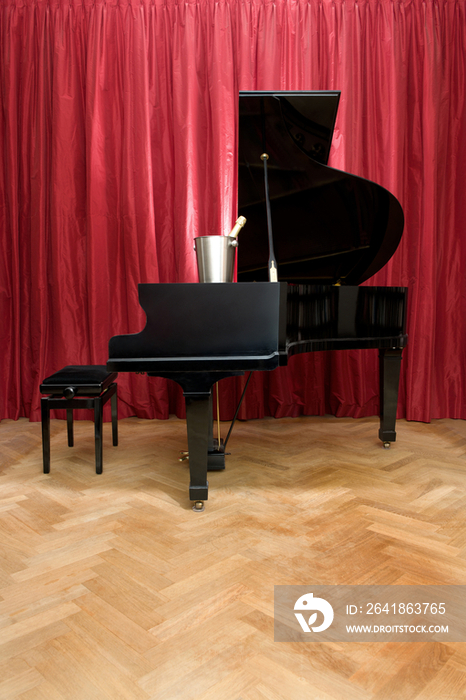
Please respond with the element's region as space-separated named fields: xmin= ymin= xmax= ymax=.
xmin=1 ymin=0 xmax=465 ymax=423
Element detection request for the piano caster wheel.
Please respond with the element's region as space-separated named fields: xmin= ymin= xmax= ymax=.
xmin=192 ymin=501 xmax=205 ymax=512
xmin=179 ymin=451 xmax=189 ymax=462
xmin=383 ymin=441 xmax=391 ymax=449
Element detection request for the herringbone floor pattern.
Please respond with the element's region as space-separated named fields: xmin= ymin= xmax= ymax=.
xmin=1 ymin=414 xmax=466 ymax=699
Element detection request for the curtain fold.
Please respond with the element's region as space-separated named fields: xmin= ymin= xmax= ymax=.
xmin=1 ymin=0 xmax=465 ymax=423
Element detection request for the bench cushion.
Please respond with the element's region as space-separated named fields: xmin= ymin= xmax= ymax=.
xmin=40 ymin=365 xmax=118 ymax=396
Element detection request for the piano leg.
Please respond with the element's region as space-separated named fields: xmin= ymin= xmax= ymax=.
xmin=41 ymin=397 xmax=51 ymax=473
xmin=378 ymin=348 xmax=403 ymax=447
xmin=184 ymin=392 xmax=210 ymax=505
xmin=150 ymin=371 xmax=244 ymax=509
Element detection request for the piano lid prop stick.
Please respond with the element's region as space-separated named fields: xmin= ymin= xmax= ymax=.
xmin=260 ymin=153 xmax=278 ymax=282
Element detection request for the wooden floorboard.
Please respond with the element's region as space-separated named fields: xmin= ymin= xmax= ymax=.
xmin=1 ymin=414 xmax=466 ymax=699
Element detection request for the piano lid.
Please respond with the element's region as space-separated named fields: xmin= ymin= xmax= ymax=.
xmin=236 ymin=91 xmax=404 ymax=285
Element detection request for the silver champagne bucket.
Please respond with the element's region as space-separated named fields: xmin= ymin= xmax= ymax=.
xmin=194 ymin=235 xmax=238 ymax=283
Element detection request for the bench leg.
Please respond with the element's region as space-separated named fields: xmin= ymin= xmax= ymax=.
xmin=111 ymin=386 xmax=118 ymax=446
xmin=94 ymin=396 xmax=103 ymax=474
xmin=41 ymin=397 xmax=51 ymax=473
xmin=67 ymin=408 xmax=74 ymax=447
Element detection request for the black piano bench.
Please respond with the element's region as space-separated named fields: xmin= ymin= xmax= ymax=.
xmin=40 ymin=365 xmax=118 ymax=475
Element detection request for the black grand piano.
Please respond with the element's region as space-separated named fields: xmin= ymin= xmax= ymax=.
xmin=107 ymin=91 xmax=408 ymax=510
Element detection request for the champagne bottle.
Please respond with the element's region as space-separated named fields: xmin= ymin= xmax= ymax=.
xmin=228 ymin=216 xmax=247 ymax=239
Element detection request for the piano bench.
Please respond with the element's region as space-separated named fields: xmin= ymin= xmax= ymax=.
xmin=39 ymin=365 xmax=118 ymax=475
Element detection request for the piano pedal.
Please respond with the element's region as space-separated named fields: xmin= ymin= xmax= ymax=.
xmin=192 ymin=501 xmax=205 ymax=512
xmin=179 ymin=450 xmax=230 ymax=468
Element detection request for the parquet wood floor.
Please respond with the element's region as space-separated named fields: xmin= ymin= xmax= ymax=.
xmin=1 ymin=414 xmax=466 ymax=699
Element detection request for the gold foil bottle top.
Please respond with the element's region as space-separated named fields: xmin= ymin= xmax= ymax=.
xmin=228 ymin=216 xmax=247 ymax=239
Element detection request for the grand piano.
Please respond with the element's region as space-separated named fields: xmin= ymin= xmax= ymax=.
xmin=107 ymin=91 xmax=408 ymax=510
